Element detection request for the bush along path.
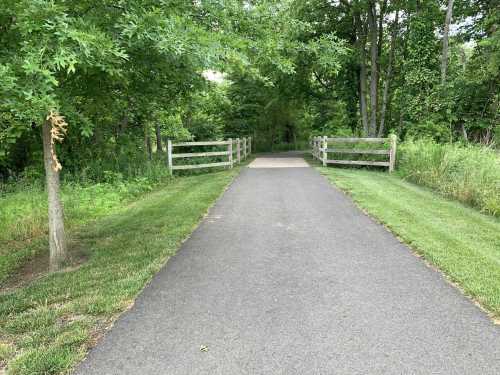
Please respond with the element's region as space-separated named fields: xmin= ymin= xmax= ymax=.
xmin=75 ymin=154 xmax=499 ymax=375
xmin=0 ymin=168 xmax=241 ymax=374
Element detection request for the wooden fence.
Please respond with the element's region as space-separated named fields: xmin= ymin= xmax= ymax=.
xmin=167 ymin=137 xmax=252 ymax=174
xmin=311 ymin=135 xmax=397 ymax=172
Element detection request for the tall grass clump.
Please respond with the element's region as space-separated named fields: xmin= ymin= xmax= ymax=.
xmin=398 ymin=139 xmax=500 ymax=216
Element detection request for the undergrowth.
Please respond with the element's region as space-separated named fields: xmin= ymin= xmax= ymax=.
xmin=398 ymin=140 xmax=500 ymax=216
xmin=0 ymin=160 xmax=173 ymax=285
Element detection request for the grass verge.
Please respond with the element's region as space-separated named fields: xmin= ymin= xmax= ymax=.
xmin=317 ymin=166 xmax=500 ymax=320
xmin=0 ymin=167 xmax=240 ymax=374
xmin=0 ymin=173 xmax=170 ymax=285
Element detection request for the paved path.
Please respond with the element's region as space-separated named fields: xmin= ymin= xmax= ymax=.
xmin=76 ymin=153 xmax=500 ymax=375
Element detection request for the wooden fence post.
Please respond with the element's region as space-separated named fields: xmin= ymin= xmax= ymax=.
xmin=389 ymin=134 xmax=397 ymax=172
xmin=319 ymin=137 xmax=322 ymax=160
xmin=237 ymin=138 xmax=241 ymax=164
xmin=248 ymin=137 xmax=252 ymax=155
xmin=322 ymin=136 xmax=328 ymax=166
xmin=167 ymin=140 xmax=173 ymax=175
xmin=243 ymin=137 xmax=247 ymax=159
xmin=228 ymin=138 xmax=233 ymax=168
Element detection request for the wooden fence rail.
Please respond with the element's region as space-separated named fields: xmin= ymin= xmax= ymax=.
xmin=311 ymin=135 xmax=397 ymax=172
xmin=167 ymin=137 xmax=252 ymax=174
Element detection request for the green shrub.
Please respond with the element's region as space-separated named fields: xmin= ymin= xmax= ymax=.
xmin=398 ymin=140 xmax=500 ymax=216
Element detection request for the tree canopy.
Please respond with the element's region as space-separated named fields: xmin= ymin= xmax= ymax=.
xmin=1 ymin=0 xmax=498 ymax=174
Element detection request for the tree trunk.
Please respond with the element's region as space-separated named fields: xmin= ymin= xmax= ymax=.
xmin=42 ymin=120 xmax=67 ymax=272
xmin=461 ymin=123 xmax=468 ymax=141
xmin=441 ymin=0 xmax=454 ymax=84
xmin=377 ymin=0 xmax=388 ymax=62
xmin=147 ymin=135 xmax=152 ymax=160
xmin=359 ymin=63 xmax=369 ymax=136
xmin=378 ymin=10 xmax=399 ymax=137
xmin=367 ymin=0 xmax=379 ymax=137
xmin=155 ymin=123 xmax=162 ymax=154
xmin=144 ymin=124 xmax=152 ymax=160
xmin=355 ymin=12 xmax=369 ymax=136
xmin=116 ymin=115 xmax=128 ymax=154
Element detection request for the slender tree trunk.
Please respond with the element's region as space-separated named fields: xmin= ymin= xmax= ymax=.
xmin=367 ymin=0 xmax=379 ymax=137
xmin=355 ymin=12 xmax=369 ymax=136
xmin=377 ymin=0 xmax=388 ymax=62
xmin=42 ymin=121 xmax=67 ymax=272
xmin=144 ymin=124 xmax=152 ymax=160
xmin=359 ymin=62 xmax=369 ymax=136
xmin=461 ymin=123 xmax=468 ymax=141
xmin=441 ymin=0 xmax=454 ymax=84
xmin=155 ymin=123 xmax=162 ymax=154
xmin=116 ymin=115 xmax=128 ymax=154
xmin=147 ymin=135 xmax=152 ymax=160
xmin=378 ymin=10 xmax=399 ymax=137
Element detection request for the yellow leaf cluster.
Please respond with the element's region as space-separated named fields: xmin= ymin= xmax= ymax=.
xmin=46 ymin=110 xmax=68 ymax=172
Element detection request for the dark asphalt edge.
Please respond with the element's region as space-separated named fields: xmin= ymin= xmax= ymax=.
xmin=306 ymin=158 xmax=499 ymax=326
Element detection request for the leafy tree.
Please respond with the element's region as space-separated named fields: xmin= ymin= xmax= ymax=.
xmin=1 ymin=0 xmax=499 ymax=271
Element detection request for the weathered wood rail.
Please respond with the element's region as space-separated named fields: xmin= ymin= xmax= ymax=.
xmin=311 ymin=135 xmax=397 ymax=172
xmin=167 ymin=137 xmax=252 ymax=174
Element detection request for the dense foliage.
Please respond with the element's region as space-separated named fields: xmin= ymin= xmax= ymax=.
xmin=0 ymin=0 xmax=243 ymax=179
xmin=1 ymin=0 xmax=498 ymax=177
xmin=251 ymin=0 xmax=499 ymax=146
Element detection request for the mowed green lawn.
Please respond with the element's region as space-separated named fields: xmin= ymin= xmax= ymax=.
xmin=0 ymin=168 xmax=239 ymax=374
xmin=318 ymin=166 xmax=500 ymax=320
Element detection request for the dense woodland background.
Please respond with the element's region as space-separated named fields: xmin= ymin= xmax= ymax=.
xmin=0 ymin=2 xmax=499 ymax=373
xmin=1 ymin=0 xmax=498 ymax=181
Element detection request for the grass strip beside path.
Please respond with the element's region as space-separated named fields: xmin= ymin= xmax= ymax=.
xmin=0 ymin=168 xmax=240 ymax=374
xmin=318 ymin=167 xmax=500 ymax=320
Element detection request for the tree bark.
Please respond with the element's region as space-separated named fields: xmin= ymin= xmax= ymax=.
xmin=355 ymin=12 xmax=369 ymax=136
xmin=367 ymin=0 xmax=379 ymax=137
xmin=155 ymin=123 xmax=162 ymax=154
xmin=378 ymin=10 xmax=399 ymax=137
xmin=461 ymin=123 xmax=468 ymax=141
xmin=377 ymin=0 xmax=388 ymax=61
xmin=144 ymin=124 xmax=152 ymax=160
xmin=116 ymin=115 xmax=128 ymax=153
xmin=42 ymin=120 xmax=67 ymax=272
xmin=359 ymin=62 xmax=369 ymax=136
xmin=441 ymin=0 xmax=454 ymax=84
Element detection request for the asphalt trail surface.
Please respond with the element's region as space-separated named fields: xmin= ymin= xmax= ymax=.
xmin=76 ymin=154 xmax=500 ymax=375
